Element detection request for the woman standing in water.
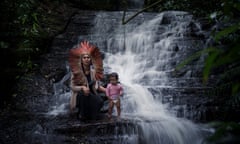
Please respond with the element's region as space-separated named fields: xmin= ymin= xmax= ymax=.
xmin=68 ymin=41 xmax=105 ymax=121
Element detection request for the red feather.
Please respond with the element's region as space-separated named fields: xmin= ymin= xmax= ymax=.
xmin=68 ymin=41 xmax=104 ymax=85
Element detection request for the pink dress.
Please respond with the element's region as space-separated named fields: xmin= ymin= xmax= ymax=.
xmin=106 ymin=83 xmax=123 ymax=101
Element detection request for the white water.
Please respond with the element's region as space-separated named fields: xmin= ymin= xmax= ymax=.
xmin=48 ymin=11 xmax=208 ymax=143
xmin=94 ymin=11 xmax=205 ymax=143
xmin=47 ymin=72 xmax=71 ymax=116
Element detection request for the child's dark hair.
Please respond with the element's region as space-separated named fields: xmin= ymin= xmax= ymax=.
xmin=109 ymin=72 xmax=119 ymax=80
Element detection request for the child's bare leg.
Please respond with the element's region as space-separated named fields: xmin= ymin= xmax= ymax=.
xmin=116 ymin=99 xmax=121 ymax=118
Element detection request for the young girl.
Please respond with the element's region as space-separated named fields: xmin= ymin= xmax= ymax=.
xmin=105 ymin=72 xmax=124 ymax=119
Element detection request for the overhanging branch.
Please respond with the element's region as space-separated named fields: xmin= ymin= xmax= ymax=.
xmin=122 ymin=0 xmax=162 ymax=25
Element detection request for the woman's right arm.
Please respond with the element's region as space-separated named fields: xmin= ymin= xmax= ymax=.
xmin=71 ymin=84 xmax=90 ymax=96
xmin=70 ymin=85 xmax=82 ymax=91
xmin=70 ymin=74 xmax=89 ymax=95
xmin=70 ymin=73 xmax=83 ymax=92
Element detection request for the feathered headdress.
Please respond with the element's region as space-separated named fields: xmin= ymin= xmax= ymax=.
xmin=68 ymin=41 xmax=103 ymax=85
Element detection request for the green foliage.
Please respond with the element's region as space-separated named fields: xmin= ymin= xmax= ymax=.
xmin=144 ymin=0 xmax=221 ymax=17
xmin=17 ymin=57 xmax=38 ymax=75
xmin=203 ymin=49 xmax=222 ymax=82
xmin=171 ymin=4 xmax=240 ymax=138
xmin=214 ymin=23 xmax=240 ymax=41
xmin=0 ymin=0 xmax=43 ymax=74
xmin=0 ymin=0 xmax=68 ymax=107
xmin=175 ymin=48 xmax=222 ymax=73
xmin=0 ymin=41 xmax=9 ymax=49
xmin=15 ymin=0 xmax=43 ymax=73
xmin=1 ymin=0 xmax=62 ymax=75
xmin=176 ymin=0 xmax=240 ymax=123
xmin=205 ymin=1 xmax=240 ymax=101
xmin=206 ymin=122 xmax=240 ymax=143
xmin=17 ymin=1 xmax=41 ymax=38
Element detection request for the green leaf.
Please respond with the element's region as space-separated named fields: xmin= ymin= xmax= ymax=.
xmin=220 ymin=66 xmax=240 ymax=82
xmin=214 ymin=23 xmax=240 ymax=41
xmin=203 ymin=50 xmax=221 ymax=82
xmin=214 ymin=43 xmax=240 ymax=67
xmin=232 ymin=84 xmax=240 ymax=95
xmin=175 ymin=47 xmax=221 ymax=71
xmin=32 ymin=13 xmax=38 ymax=22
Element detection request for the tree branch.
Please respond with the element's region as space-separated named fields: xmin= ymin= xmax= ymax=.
xmin=122 ymin=0 xmax=162 ymax=25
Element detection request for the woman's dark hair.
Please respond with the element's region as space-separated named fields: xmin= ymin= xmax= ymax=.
xmin=109 ymin=72 xmax=119 ymax=80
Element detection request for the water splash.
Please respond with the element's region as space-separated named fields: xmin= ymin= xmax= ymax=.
xmin=47 ymin=70 xmax=71 ymax=116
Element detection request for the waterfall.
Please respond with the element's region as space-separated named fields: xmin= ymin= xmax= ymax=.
xmin=47 ymin=72 xmax=71 ymax=116
xmin=48 ymin=11 xmax=210 ymax=143
xmin=89 ymin=11 xmax=206 ymax=144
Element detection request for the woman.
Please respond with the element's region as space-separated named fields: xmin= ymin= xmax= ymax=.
xmin=68 ymin=41 xmax=105 ymax=120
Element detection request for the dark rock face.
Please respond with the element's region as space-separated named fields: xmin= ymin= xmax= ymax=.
xmin=67 ymin=0 xmax=125 ymax=11
xmin=0 ymin=10 xmax=112 ymax=144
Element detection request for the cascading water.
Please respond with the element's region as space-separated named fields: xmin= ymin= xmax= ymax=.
xmin=91 ymin=11 xmax=206 ymax=144
xmin=48 ymin=11 xmax=210 ymax=143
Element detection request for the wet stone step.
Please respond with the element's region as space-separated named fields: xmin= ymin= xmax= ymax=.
xmin=54 ymin=117 xmax=141 ymax=144
xmin=53 ymin=116 xmax=173 ymax=144
xmin=55 ymin=118 xmax=136 ymax=136
xmin=147 ymin=86 xmax=212 ymax=94
xmin=61 ymin=135 xmax=138 ymax=144
xmin=140 ymin=78 xmax=207 ymax=87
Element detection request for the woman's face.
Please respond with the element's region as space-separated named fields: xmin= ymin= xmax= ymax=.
xmin=81 ymin=54 xmax=91 ymax=66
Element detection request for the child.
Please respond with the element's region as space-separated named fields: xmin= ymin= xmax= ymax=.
xmin=105 ymin=72 xmax=123 ymax=119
